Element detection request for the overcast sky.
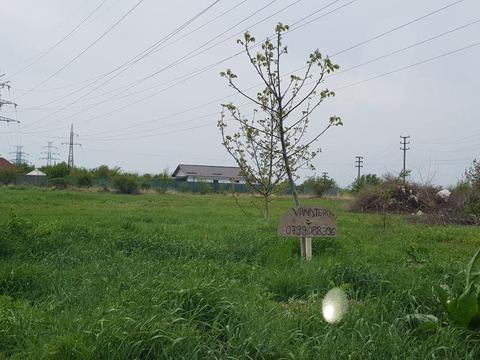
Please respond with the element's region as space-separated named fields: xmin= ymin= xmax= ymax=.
xmin=0 ymin=0 xmax=479 ymax=187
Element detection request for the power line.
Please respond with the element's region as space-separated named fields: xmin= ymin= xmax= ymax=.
xmin=9 ymin=0 xmax=109 ymax=78
xmin=335 ymin=41 xmax=480 ymax=92
xmin=73 ymin=0 xmax=346 ymax=107
xmin=330 ymin=0 xmax=465 ymax=58
xmin=14 ymin=0 xmax=474 ymax=141
xmin=68 ymin=15 xmax=480 ymax=140
xmin=33 ymin=0 xmax=224 ymax=109
xmin=20 ymin=0 xmax=285 ymax=130
xmin=19 ymin=0 xmax=359 ymax=132
xmin=29 ymin=0 xmax=467 ymax=136
xmin=14 ymin=0 xmax=234 ymax=96
xmin=77 ymin=39 xmax=480 ymax=142
xmin=14 ymin=0 xmax=146 ymax=101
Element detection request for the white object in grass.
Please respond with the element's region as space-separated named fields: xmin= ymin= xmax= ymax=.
xmin=322 ymin=287 xmax=348 ymax=324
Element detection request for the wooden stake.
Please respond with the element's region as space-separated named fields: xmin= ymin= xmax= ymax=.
xmin=300 ymin=238 xmax=306 ymax=258
xmin=305 ymin=237 xmax=312 ymax=260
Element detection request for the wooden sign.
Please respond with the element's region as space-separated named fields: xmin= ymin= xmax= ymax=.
xmin=278 ymin=207 xmax=336 ymax=238
xmin=278 ymin=207 xmax=336 ymax=260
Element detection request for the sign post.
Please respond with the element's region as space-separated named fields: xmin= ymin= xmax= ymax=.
xmin=278 ymin=206 xmax=336 ymax=260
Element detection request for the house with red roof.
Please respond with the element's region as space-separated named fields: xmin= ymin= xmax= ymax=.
xmin=0 ymin=157 xmax=16 ymax=172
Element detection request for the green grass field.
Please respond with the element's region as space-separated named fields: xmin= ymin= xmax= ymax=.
xmin=1 ymin=188 xmax=480 ymax=359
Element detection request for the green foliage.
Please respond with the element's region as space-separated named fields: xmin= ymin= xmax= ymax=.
xmin=351 ymin=174 xmax=380 ymax=193
xmin=68 ymin=168 xmax=93 ymax=188
xmin=93 ymin=165 xmax=121 ymax=180
xmin=41 ymin=162 xmax=70 ymax=179
xmin=434 ymin=248 xmax=480 ymax=328
xmin=464 ymin=190 xmax=480 ymax=217
xmin=465 ymin=159 xmax=480 ymax=190
xmin=113 ymin=175 xmax=139 ymax=194
xmin=0 ymin=170 xmax=16 ymax=185
xmin=14 ymin=162 xmax=34 ymax=174
xmin=77 ymin=173 xmax=93 ymax=188
xmin=303 ymin=176 xmax=337 ymax=198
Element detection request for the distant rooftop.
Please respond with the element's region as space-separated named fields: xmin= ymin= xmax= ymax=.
xmin=0 ymin=157 xmax=16 ymax=172
xmin=172 ymin=164 xmax=244 ymax=181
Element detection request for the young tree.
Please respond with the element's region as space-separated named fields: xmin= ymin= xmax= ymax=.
xmin=351 ymin=174 xmax=380 ymax=193
xmin=219 ymin=23 xmax=342 ymax=208
xmin=303 ymin=175 xmax=338 ymax=198
xmin=218 ymin=107 xmax=286 ymax=222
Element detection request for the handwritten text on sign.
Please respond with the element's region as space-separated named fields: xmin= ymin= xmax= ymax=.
xmin=278 ymin=207 xmax=336 ymax=237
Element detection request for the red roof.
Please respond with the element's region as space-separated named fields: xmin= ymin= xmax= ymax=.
xmin=0 ymin=158 xmax=16 ymax=172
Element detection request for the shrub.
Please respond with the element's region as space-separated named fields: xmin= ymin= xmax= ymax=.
xmin=463 ymin=190 xmax=480 ymax=223
xmin=48 ymin=178 xmax=67 ymax=190
xmin=303 ymin=176 xmax=337 ymax=198
xmin=41 ymin=162 xmax=70 ymax=179
xmin=93 ymin=165 xmax=121 ymax=180
xmin=0 ymin=170 xmax=16 ymax=185
xmin=351 ymin=174 xmax=380 ymax=193
xmin=350 ymin=177 xmax=440 ymax=214
xmin=139 ymin=180 xmax=152 ymax=190
xmin=351 ymin=176 xmax=480 ymax=226
xmin=77 ymin=174 xmax=93 ymax=188
xmin=113 ymin=176 xmax=138 ymax=194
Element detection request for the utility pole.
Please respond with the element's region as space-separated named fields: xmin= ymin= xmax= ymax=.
xmin=40 ymin=142 xmax=60 ymax=166
xmin=0 ymin=74 xmax=19 ymax=124
xmin=355 ymin=156 xmax=364 ymax=180
xmin=10 ymin=145 xmax=28 ymax=165
xmin=400 ymin=135 xmax=411 ymax=183
xmin=62 ymin=124 xmax=81 ymax=168
xmin=322 ymin=172 xmax=328 ymax=181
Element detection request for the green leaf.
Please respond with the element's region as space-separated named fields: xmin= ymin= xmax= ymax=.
xmin=447 ymin=285 xmax=479 ymax=327
xmin=466 ymin=247 xmax=480 ymax=288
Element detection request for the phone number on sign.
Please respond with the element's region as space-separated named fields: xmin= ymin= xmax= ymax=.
xmin=285 ymin=225 xmax=336 ymax=237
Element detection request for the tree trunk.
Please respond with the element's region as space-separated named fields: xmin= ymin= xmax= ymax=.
xmin=278 ymin=118 xmax=299 ymax=207
xmin=263 ymin=195 xmax=269 ymax=223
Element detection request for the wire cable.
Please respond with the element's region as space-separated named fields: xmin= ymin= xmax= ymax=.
xmin=14 ymin=0 xmax=146 ymax=101
xmin=9 ymin=0 xmax=109 ymax=78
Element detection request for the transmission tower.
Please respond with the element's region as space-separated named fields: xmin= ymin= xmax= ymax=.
xmin=40 ymin=142 xmax=60 ymax=166
xmin=0 ymin=74 xmax=20 ymax=124
xmin=400 ymin=135 xmax=411 ymax=183
xmin=62 ymin=124 xmax=81 ymax=168
xmin=355 ymin=156 xmax=364 ymax=180
xmin=10 ymin=145 xmax=28 ymax=165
